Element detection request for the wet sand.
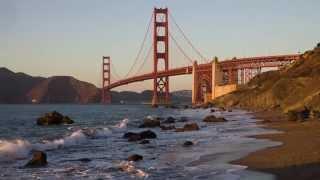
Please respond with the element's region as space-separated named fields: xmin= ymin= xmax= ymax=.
xmin=233 ymin=110 xmax=320 ymax=180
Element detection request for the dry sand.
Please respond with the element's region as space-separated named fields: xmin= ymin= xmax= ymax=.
xmin=232 ymin=110 xmax=320 ymax=180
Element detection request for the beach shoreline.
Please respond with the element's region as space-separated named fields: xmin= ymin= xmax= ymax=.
xmin=232 ymin=110 xmax=320 ymax=180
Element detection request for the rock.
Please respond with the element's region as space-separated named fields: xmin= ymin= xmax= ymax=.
xmin=140 ymin=130 xmax=157 ymax=139
xmin=166 ymin=105 xmax=179 ymax=109
xmin=210 ymin=109 xmax=215 ymax=113
xmin=62 ymin=116 xmax=74 ymax=124
xmin=37 ymin=111 xmax=74 ymax=126
xmin=123 ymin=132 xmax=142 ymax=141
xmin=183 ymin=141 xmax=194 ymax=147
xmin=179 ymin=116 xmax=188 ymax=122
xmin=162 ymin=117 xmax=176 ymax=124
xmin=123 ymin=130 xmax=157 ymax=142
xmin=176 ymin=123 xmax=200 ymax=132
xmin=127 ymin=154 xmax=143 ymax=162
xmin=139 ymin=140 xmax=150 ymax=144
xmin=203 ymin=115 xmax=227 ymax=123
xmin=311 ymin=110 xmax=320 ymax=119
xmin=24 ymin=151 xmax=47 ymax=168
xmin=287 ymin=107 xmax=310 ymax=122
xmin=160 ymin=125 xmax=175 ymax=130
xmin=139 ymin=118 xmax=160 ymax=128
xmin=183 ymin=105 xmax=189 ymax=109
xmin=227 ymin=109 xmax=232 ymax=112
xmin=78 ymin=158 xmax=92 ymax=163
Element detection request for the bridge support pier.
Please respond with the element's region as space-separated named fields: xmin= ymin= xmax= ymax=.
xmin=152 ymin=8 xmax=170 ymax=107
xmin=102 ymin=56 xmax=111 ymax=104
xmin=192 ymin=61 xmax=199 ymax=105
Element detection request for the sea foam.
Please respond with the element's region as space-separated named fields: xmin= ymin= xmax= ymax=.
xmin=0 ymin=118 xmax=129 ymax=162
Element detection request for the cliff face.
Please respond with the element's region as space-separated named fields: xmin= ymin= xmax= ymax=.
xmin=213 ymin=46 xmax=320 ymax=112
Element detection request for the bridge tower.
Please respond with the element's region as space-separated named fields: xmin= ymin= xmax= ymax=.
xmin=152 ymin=8 xmax=170 ymax=106
xmin=102 ymin=56 xmax=111 ymax=104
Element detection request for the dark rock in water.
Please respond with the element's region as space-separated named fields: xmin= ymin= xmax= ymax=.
xmin=139 ymin=139 xmax=150 ymax=144
xmin=78 ymin=158 xmax=92 ymax=163
xmin=176 ymin=123 xmax=200 ymax=132
xmin=227 ymin=109 xmax=232 ymax=112
xmin=24 ymin=151 xmax=47 ymax=168
xmin=140 ymin=130 xmax=157 ymax=139
xmin=210 ymin=109 xmax=215 ymax=113
xmin=162 ymin=117 xmax=176 ymax=124
xmin=37 ymin=111 xmax=74 ymax=126
xmin=123 ymin=132 xmax=142 ymax=141
xmin=179 ymin=116 xmax=188 ymax=122
xmin=183 ymin=105 xmax=189 ymax=109
xmin=127 ymin=154 xmax=143 ymax=162
xmin=203 ymin=115 xmax=227 ymax=123
xmin=160 ymin=125 xmax=175 ymax=130
xmin=139 ymin=118 xmax=160 ymax=128
xmin=123 ymin=130 xmax=157 ymax=142
xmin=183 ymin=141 xmax=194 ymax=147
xmin=166 ymin=105 xmax=179 ymax=109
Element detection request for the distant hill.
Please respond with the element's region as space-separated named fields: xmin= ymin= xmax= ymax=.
xmin=0 ymin=68 xmax=191 ymax=104
xmin=0 ymin=68 xmax=45 ymax=103
xmin=213 ymin=45 xmax=320 ymax=112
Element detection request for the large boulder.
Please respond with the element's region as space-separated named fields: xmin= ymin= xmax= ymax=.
xmin=37 ymin=111 xmax=74 ymax=126
xmin=138 ymin=118 xmax=160 ymax=128
xmin=176 ymin=123 xmax=200 ymax=132
xmin=203 ymin=115 xmax=227 ymax=123
xmin=127 ymin=154 xmax=143 ymax=162
xmin=123 ymin=130 xmax=157 ymax=142
xmin=24 ymin=151 xmax=47 ymax=168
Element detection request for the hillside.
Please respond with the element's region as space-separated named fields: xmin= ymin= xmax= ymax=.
xmin=0 ymin=68 xmax=45 ymax=103
xmin=27 ymin=76 xmax=100 ymax=104
xmin=0 ymin=68 xmax=191 ymax=104
xmin=213 ymin=44 xmax=320 ymax=113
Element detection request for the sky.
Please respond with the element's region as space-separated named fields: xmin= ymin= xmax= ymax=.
xmin=1 ymin=0 xmax=319 ymax=92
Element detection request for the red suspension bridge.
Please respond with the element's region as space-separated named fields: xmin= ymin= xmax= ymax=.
xmin=101 ymin=8 xmax=301 ymax=106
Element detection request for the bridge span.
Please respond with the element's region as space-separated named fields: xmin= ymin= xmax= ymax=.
xmin=101 ymin=8 xmax=301 ymax=106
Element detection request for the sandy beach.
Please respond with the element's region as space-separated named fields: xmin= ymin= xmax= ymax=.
xmin=233 ymin=110 xmax=320 ymax=180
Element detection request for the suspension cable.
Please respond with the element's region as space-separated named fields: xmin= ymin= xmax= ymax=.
xmin=124 ymin=13 xmax=153 ymax=78
xmin=110 ymin=62 xmax=122 ymax=80
xmin=169 ymin=32 xmax=194 ymax=64
xmin=133 ymin=44 xmax=152 ymax=76
xmin=169 ymin=12 xmax=207 ymax=63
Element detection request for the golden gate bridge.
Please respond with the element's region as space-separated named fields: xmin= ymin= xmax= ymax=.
xmin=101 ymin=8 xmax=300 ymax=106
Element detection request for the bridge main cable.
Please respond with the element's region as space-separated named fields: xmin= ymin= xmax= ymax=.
xmin=123 ymin=13 xmax=153 ymax=79
xmin=169 ymin=12 xmax=208 ymax=63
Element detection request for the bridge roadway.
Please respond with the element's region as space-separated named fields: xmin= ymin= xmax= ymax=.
xmin=107 ymin=54 xmax=300 ymax=90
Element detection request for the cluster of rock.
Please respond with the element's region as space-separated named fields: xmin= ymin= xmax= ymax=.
xmin=37 ymin=111 xmax=74 ymax=126
xmin=28 ymin=106 xmax=230 ymax=168
xmin=287 ymin=107 xmax=320 ymax=122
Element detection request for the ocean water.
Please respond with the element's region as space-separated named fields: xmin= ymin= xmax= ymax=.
xmin=0 ymin=104 xmax=281 ymax=180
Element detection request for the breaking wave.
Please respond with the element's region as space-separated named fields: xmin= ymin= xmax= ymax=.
xmin=0 ymin=118 xmax=129 ymax=162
